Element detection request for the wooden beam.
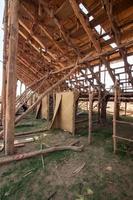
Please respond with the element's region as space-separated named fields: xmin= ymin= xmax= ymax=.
xmin=21 ymin=3 xmax=67 ymax=58
xmin=1 ymin=0 xmax=8 ymax=127
xmin=69 ymin=0 xmax=116 ymax=83
xmin=40 ymin=0 xmax=80 ymax=56
xmin=0 ymin=144 xmax=83 ymax=165
xmin=15 ymin=63 xmax=79 ymax=125
xmin=113 ymin=80 xmax=119 ymax=153
xmin=89 ymin=67 xmax=105 ymax=91
xmin=102 ymin=0 xmax=133 ymax=86
xmin=19 ymin=20 xmax=64 ymax=69
xmin=5 ymin=0 xmax=19 ymax=155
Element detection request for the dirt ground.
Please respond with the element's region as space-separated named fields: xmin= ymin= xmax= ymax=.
xmin=0 ymin=112 xmax=133 ymax=200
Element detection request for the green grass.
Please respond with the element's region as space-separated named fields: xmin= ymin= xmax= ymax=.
xmin=0 ymin=113 xmax=133 ymax=200
xmin=15 ymin=113 xmax=47 ymax=133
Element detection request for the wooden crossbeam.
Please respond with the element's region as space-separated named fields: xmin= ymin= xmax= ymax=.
xmin=80 ymin=70 xmax=95 ymax=88
xmin=89 ymin=67 xmax=106 ymax=91
xmin=102 ymin=0 xmax=133 ymax=87
xmin=21 ymin=3 xmax=68 ymax=59
xmin=69 ymin=0 xmax=116 ymax=83
xmin=17 ymin=57 xmax=41 ymax=79
xmin=19 ymin=20 xmax=64 ymax=69
xmin=40 ymin=0 xmax=81 ymax=56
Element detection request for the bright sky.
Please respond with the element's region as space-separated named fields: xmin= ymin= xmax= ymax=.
xmin=0 ymin=0 xmax=4 ymax=96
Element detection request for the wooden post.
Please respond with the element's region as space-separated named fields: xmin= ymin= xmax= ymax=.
xmin=100 ymin=93 xmax=108 ymax=122
xmin=5 ymin=0 xmax=19 ymax=155
xmin=116 ymin=85 xmax=120 ymax=119
xmin=97 ymin=86 xmax=101 ymax=122
xmin=88 ymin=89 xmax=93 ymax=144
xmin=20 ymin=81 xmax=22 ymax=95
xmin=124 ymin=102 xmax=127 ymax=116
xmin=1 ymin=0 xmax=8 ymax=127
xmin=113 ymin=80 xmax=119 ymax=153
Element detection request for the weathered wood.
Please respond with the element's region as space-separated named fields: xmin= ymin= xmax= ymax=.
xmin=113 ymin=80 xmax=119 ymax=153
xmin=100 ymin=93 xmax=109 ymax=122
xmin=1 ymin=0 xmax=8 ymax=127
xmin=41 ymin=1 xmax=80 ymax=56
xmin=19 ymin=20 xmax=64 ymax=69
xmin=0 ymin=145 xmax=84 ymax=165
xmin=102 ymin=0 xmax=133 ymax=87
xmin=114 ymin=136 xmax=133 ymax=143
xmin=15 ymin=128 xmax=49 ymax=137
xmin=69 ymin=0 xmax=116 ymax=83
xmin=15 ymin=63 xmax=79 ymax=124
xmin=5 ymin=0 xmax=19 ymax=155
xmin=88 ymin=90 xmax=93 ymax=144
xmin=97 ymin=87 xmax=102 ymax=122
xmin=114 ymin=120 xmax=133 ymax=126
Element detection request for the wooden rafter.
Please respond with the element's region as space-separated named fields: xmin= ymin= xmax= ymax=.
xmin=19 ymin=20 xmax=64 ymax=69
xmin=89 ymin=66 xmax=106 ymax=91
xmin=69 ymin=0 xmax=116 ymax=83
xmin=40 ymin=0 xmax=81 ymax=56
xmin=101 ymin=0 xmax=133 ymax=87
xmin=21 ymin=3 xmax=68 ymax=60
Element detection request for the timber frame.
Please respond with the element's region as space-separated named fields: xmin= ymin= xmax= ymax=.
xmin=1 ymin=0 xmax=133 ymax=155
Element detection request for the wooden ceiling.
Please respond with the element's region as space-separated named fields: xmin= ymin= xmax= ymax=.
xmin=16 ymin=0 xmax=133 ymax=89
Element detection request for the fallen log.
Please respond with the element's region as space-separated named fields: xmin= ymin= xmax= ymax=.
xmin=0 ymin=145 xmax=84 ymax=165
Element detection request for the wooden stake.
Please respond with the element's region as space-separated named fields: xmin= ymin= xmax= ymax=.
xmin=113 ymin=80 xmax=119 ymax=153
xmin=124 ymin=102 xmax=127 ymax=116
xmin=88 ymin=89 xmax=93 ymax=144
xmin=98 ymin=87 xmax=101 ymax=122
xmin=5 ymin=0 xmax=19 ymax=155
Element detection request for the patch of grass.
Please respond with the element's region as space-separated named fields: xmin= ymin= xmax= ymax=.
xmin=44 ymin=150 xmax=72 ymax=165
xmin=15 ymin=113 xmax=46 ymax=133
xmin=0 ymin=173 xmax=33 ymax=200
xmin=0 ymin=157 xmax=45 ymax=199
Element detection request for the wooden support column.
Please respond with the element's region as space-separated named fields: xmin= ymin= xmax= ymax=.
xmin=124 ymin=102 xmax=127 ymax=116
xmin=88 ymin=89 xmax=93 ymax=144
xmin=113 ymin=80 xmax=119 ymax=153
xmin=98 ymin=87 xmax=101 ymax=122
xmin=20 ymin=81 xmax=22 ymax=95
xmin=100 ymin=93 xmax=109 ymax=122
xmin=1 ymin=0 xmax=8 ymax=127
xmin=5 ymin=0 xmax=19 ymax=155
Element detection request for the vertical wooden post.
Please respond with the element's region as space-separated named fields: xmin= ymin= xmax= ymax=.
xmin=113 ymin=80 xmax=119 ymax=153
xmin=5 ymin=0 xmax=19 ymax=155
xmin=116 ymin=85 xmax=120 ymax=119
xmin=1 ymin=0 xmax=8 ymax=127
xmin=88 ymin=89 xmax=93 ymax=144
xmin=100 ymin=94 xmax=108 ymax=122
xmin=97 ymin=86 xmax=101 ymax=122
xmin=20 ymin=81 xmax=22 ymax=95
xmin=124 ymin=102 xmax=127 ymax=116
